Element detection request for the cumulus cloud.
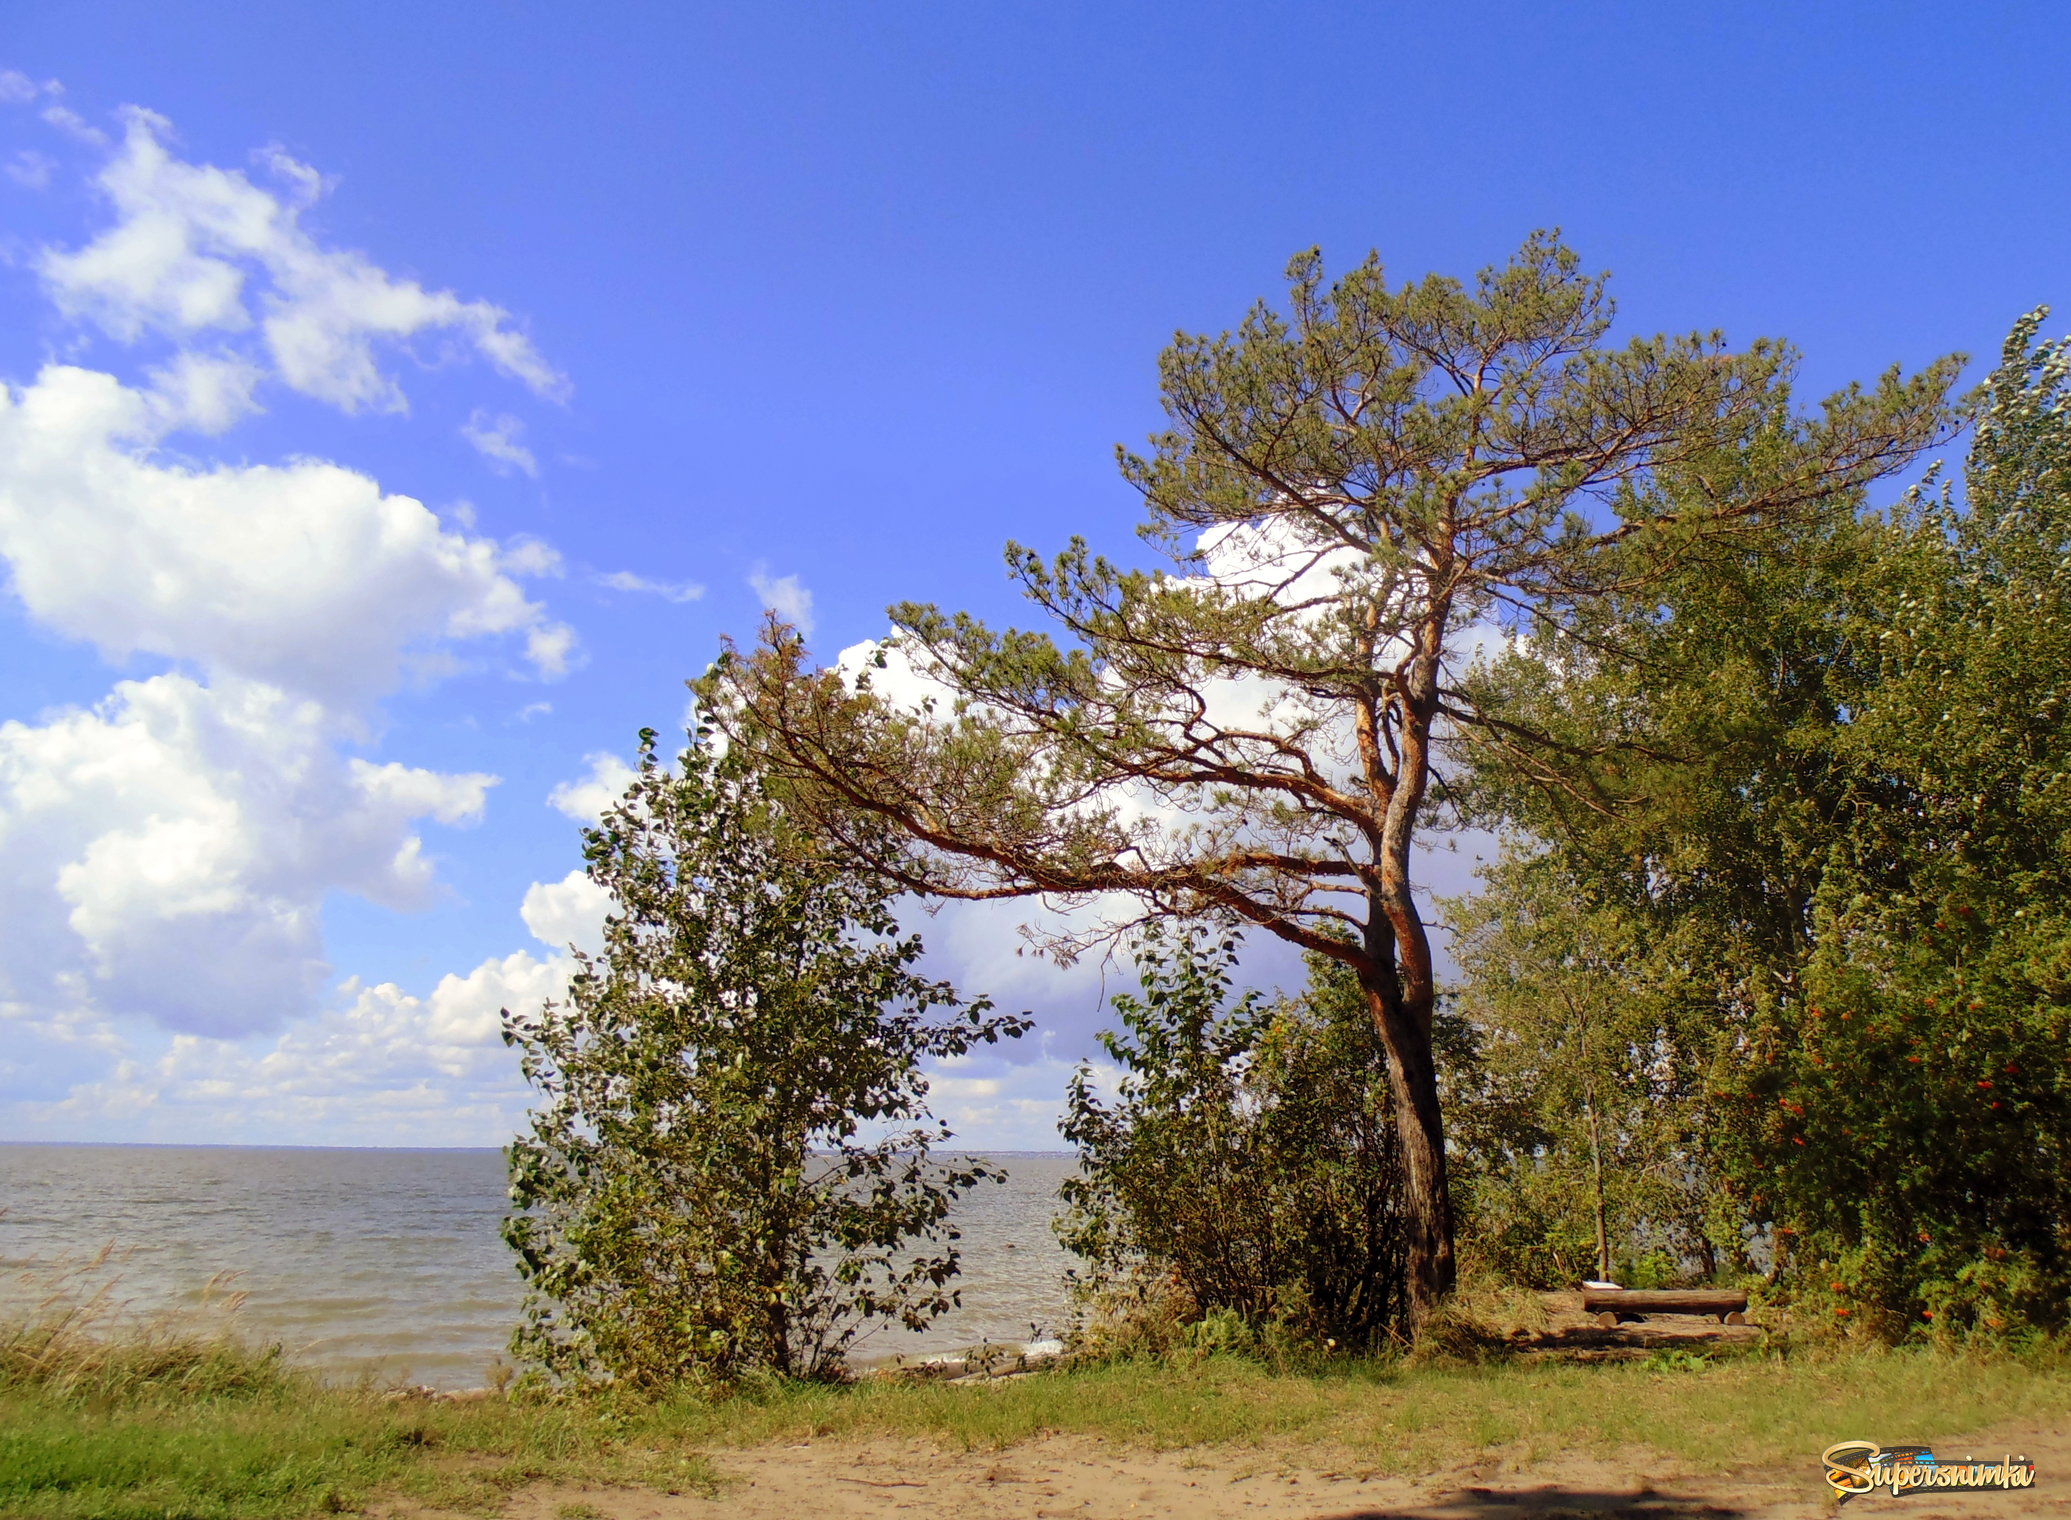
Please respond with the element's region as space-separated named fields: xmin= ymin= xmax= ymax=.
xmin=39 ymin=109 xmax=568 ymax=413
xmin=0 ymin=673 xmax=494 ymax=1038
xmin=547 ymin=752 xmax=637 ymax=824
xmin=0 ymin=360 xmax=571 ymax=1038
xmin=0 ymin=96 xmax=653 ymax=1139
xmin=0 ymin=363 xmax=574 ymax=705
xmin=141 ymin=349 xmax=263 ymax=433
xmin=0 ymin=865 xmax=1103 ymax=1148
xmin=519 ymin=868 xmax=610 ymax=956
xmin=0 ymin=100 xmax=592 ymax=1061
xmin=2 ymin=890 xmax=587 ymax=1144
xmin=460 ymin=409 xmax=537 ymax=476
xmin=748 ymin=564 xmax=814 ymax=637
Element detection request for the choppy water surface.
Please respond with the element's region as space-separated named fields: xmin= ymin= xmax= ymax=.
xmin=0 ymin=1144 xmax=1078 ymax=1389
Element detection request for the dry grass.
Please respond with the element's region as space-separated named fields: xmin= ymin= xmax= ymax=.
xmin=0 ymin=1245 xmax=289 ymax=1404
xmin=0 ymin=1255 xmax=721 ymax=1518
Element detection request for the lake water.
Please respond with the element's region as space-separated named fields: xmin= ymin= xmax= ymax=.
xmin=0 ymin=1144 xmax=1080 ymax=1389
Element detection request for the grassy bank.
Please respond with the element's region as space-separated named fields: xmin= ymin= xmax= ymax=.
xmin=9 ymin=1330 xmax=2071 ymax=1519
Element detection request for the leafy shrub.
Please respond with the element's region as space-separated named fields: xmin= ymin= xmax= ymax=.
xmin=1058 ymin=924 xmax=1410 ymax=1354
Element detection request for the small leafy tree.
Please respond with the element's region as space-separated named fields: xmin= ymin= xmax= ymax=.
xmin=1059 ymin=924 xmax=1409 ymax=1352
xmin=502 ymin=725 xmax=1029 ymax=1388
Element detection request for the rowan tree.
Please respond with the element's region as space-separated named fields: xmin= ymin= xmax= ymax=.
xmin=704 ymin=234 xmax=1956 ymax=1323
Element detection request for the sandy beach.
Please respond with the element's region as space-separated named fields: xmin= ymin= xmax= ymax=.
xmin=370 ymin=1415 xmax=2071 ymax=1520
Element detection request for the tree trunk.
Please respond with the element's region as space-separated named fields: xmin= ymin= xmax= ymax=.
xmin=1356 ymin=604 xmax=1456 ymax=1329
xmin=1364 ymin=979 xmax=1456 ymax=1329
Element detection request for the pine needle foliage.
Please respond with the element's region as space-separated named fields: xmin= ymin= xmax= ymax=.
xmin=503 ymin=726 xmax=1029 ymax=1388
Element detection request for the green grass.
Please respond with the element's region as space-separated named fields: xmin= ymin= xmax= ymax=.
xmin=0 ymin=1377 xmax=732 ymax=1520
xmin=639 ymin=1345 xmax=2071 ymax=1471
xmin=7 ymin=1319 xmax=2071 ymax=1518
xmin=0 ymin=1266 xmax=721 ymax=1519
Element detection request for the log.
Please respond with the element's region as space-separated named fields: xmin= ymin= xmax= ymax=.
xmin=1520 ymin=1322 xmax=1763 ymax=1358
xmin=1581 ymin=1289 xmax=1748 ymax=1317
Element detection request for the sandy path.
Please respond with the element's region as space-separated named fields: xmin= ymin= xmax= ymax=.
xmin=480 ymin=1417 xmax=2071 ymax=1520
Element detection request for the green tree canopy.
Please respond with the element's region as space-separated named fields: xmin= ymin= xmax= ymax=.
xmin=1453 ymin=311 xmax=2071 ymax=1339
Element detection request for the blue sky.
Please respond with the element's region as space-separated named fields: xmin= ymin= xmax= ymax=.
xmin=0 ymin=1 xmax=2064 ymax=1147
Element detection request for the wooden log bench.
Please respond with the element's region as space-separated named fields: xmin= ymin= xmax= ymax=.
xmin=1581 ymin=1289 xmax=1749 ymax=1328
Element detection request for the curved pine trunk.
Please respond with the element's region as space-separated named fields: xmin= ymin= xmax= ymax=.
xmin=1364 ymin=979 xmax=1456 ymax=1328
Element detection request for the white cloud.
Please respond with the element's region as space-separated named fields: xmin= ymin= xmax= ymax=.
xmin=0 ymin=96 xmax=611 ymax=1136
xmin=460 ymin=409 xmax=537 ymax=477
xmin=142 ymin=349 xmax=263 ymax=433
xmin=0 ymin=363 xmax=575 ymax=705
xmin=39 ymin=104 xmax=105 ymax=146
xmin=0 ymin=673 xmax=494 ymax=1038
xmin=597 ymin=569 xmax=704 ymax=603
xmin=519 ymin=869 xmax=610 ymax=956
xmin=9 ymin=958 xmax=541 ymax=1144
xmin=748 ymin=564 xmax=814 ymax=637
xmin=39 ymin=109 xmax=568 ymax=413
xmin=547 ymin=752 xmax=637 ymax=824
xmin=0 ymin=70 xmax=42 ymax=105
xmin=921 ymin=1049 xmax=1086 ymax=1150
xmin=836 ymin=634 xmax=957 ymax=713
xmin=523 ymin=622 xmax=578 ymax=681
xmin=0 ymin=867 xmax=1113 ymax=1150
xmin=0 ymin=866 xmax=603 ymax=1144
xmin=0 ymin=176 xmax=578 ymax=1045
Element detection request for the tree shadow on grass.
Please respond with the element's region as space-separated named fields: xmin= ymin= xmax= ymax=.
xmin=1318 ymin=1485 xmax=1750 ymax=1518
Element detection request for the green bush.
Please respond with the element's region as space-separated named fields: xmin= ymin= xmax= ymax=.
xmin=1058 ymin=925 xmax=1409 ymax=1353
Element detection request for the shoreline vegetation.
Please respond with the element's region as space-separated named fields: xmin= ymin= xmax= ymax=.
xmin=9 ymin=1277 xmax=2071 ymax=1519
